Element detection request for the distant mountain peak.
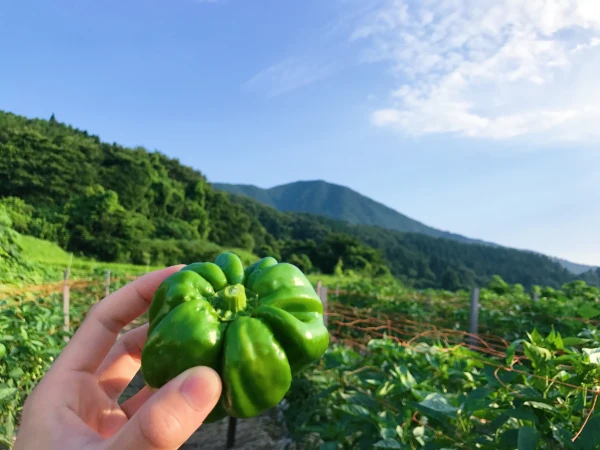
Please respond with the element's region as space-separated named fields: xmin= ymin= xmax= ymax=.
xmin=213 ymin=179 xmax=595 ymax=274
xmin=213 ymin=180 xmax=492 ymax=245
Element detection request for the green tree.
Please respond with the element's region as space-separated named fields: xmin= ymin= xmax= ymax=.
xmin=0 ymin=196 xmax=33 ymax=233
xmin=65 ymin=185 xmax=153 ymax=261
xmin=288 ymin=253 xmax=313 ymax=273
xmin=441 ymin=269 xmax=461 ymax=291
xmin=333 ymin=258 xmax=343 ymax=277
xmin=488 ymin=275 xmax=510 ymax=295
xmin=0 ymin=205 xmax=20 ymax=260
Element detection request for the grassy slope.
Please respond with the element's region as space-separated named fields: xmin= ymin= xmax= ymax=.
xmin=17 ymin=235 xmax=261 ymax=279
xmin=16 ymin=235 xmax=344 ymax=286
xmin=18 ymin=235 xmax=163 ymax=275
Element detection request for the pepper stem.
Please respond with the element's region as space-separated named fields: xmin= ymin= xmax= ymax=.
xmin=214 ymin=284 xmax=247 ymax=313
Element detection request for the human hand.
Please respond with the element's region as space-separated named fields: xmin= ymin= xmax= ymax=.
xmin=14 ymin=266 xmax=222 ymax=450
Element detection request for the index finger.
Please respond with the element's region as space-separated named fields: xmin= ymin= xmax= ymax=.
xmin=53 ymin=265 xmax=184 ymax=374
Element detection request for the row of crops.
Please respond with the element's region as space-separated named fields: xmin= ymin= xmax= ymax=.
xmin=283 ymin=280 xmax=600 ymax=449
xmin=1 ymin=275 xmax=600 ymax=448
xmin=0 ymin=277 xmax=131 ymax=448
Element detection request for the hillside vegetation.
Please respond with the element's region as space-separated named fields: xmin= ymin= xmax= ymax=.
xmin=0 ymin=110 xmax=593 ymax=290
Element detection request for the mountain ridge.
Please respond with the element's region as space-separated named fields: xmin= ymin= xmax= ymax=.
xmin=213 ymin=179 xmax=595 ymax=274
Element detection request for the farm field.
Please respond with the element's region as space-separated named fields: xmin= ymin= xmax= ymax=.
xmin=1 ymin=263 xmax=600 ymax=449
xmin=2 ymin=3 xmax=600 ymax=448
xmin=1 ymin=112 xmax=600 ymax=448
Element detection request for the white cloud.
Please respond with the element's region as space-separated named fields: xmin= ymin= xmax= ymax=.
xmin=352 ymin=0 xmax=600 ymax=140
xmin=243 ymin=58 xmax=338 ymax=98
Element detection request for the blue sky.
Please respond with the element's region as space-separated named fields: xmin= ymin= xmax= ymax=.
xmin=1 ymin=0 xmax=599 ymax=265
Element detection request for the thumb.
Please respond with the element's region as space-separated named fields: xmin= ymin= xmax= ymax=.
xmin=109 ymin=367 xmax=222 ymax=450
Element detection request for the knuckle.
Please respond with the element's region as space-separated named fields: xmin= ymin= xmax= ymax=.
xmin=85 ymin=302 xmax=101 ymax=319
xmin=120 ymin=331 xmax=144 ymax=363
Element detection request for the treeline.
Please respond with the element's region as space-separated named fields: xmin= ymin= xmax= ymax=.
xmin=222 ymin=195 xmax=580 ymax=289
xmin=0 ymin=110 xmax=593 ymax=290
xmin=0 ymin=111 xmax=384 ymax=277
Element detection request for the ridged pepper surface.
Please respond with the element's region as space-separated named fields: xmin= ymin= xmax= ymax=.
xmin=140 ymin=252 xmax=329 ymax=421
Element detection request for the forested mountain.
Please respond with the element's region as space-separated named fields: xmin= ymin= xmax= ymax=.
xmin=214 ymin=180 xmax=490 ymax=245
xmin=0 ymin=109 xmax=592 ymax=290
xmin=224 ymin=194 xmax=577 ymax=290
xmin=579 ymin=268 xmax=600 ymax=287
xmin=550 ymin=258 xmax=594 ymax=275
xmin=214 ymin=181 xmax=594 ymax=274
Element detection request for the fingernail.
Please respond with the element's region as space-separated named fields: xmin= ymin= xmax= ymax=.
xmin=180 ymin=367 xmax=222 ymax=410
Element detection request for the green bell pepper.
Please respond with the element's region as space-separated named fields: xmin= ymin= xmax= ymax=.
xmin=141 ymin=252 xmax=329 ymax=421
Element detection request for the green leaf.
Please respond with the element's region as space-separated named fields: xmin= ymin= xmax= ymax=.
xmin=499 ymin=429 xmax=519 ymax=450
xmin=573 ymin=415 xmax=600 ymax=450
xmin=523 ymin=342 xmax=552 ymax=369
xmin=319 ymin=442 xmax=339 ymax=450
xmin=27 ymin=339 xmax=44 ymax=348
xmin=523 ymin=401 xmax=558 ymax=414
xmin=0 ymin=388 xmax=17 ymax=403
xmin=553 ymin=354 xmax=580 ymax=365
xmin=3 ymin=412 xmax=13 ymax=439
xmin=562 ymin=337 xmax=591 ymax=347
xmin=505 ymin=339 xmax=523 ymax=366
xmin=377 ymin=381 xmax=395 ymax=397
xmin=334 ymin=404 xmax=374 ymax=422
xmin=393 ymin=364 xmax=416 ymax=390
xmin=578 ymin=304 xmax=600 ymax=319
xmin=345 ymin=393 xmax=380 ymax=410
xmin=463 ymin=388 xmax=492 ymax=415
xmin=518 ymin=426 xmax=540 ymax=450
xmin=488 ymin=414 xmax=510 ymax=432
xmin=504 ymin=407 xmax=539 ymax=424
xmin=374 ymin=438 xmax=403 ymax=448
xmin=483 ymin=365 xmax=520 ymax=387
xmin=8 ymin=368 xmax=24 ymax=379
xmin=380 ymin=428 xmax=398 ymax=440
xmin=417 ymin=393 xmax=458 ymax=417
xmin=514 ymin=385 xmax=542 ymax=398
xmin=527 ymin=329 xmax=544 ymax=345
xmin=395 ymin=425 xmax=404 ymax=439
xmin=546 ymin=328 xmax=564 ymax=350
xmin=316 ymin=385 xmax=340 ymax=400
xmin=552 ymin=424 xmax=577 ymax=449
xmin=0 ymin=435 xmax=14 ymax=450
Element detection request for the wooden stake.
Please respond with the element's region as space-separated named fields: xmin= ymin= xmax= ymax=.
xmin=468 ymin=288 xmax=480 ymax=349
xmin=105 ymin=270 xmax=111 ymax=298
xmin=320 ymin=286 xmax=328 ymax=326
xmin=63 ymin=268 xmax=70 ymax=342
